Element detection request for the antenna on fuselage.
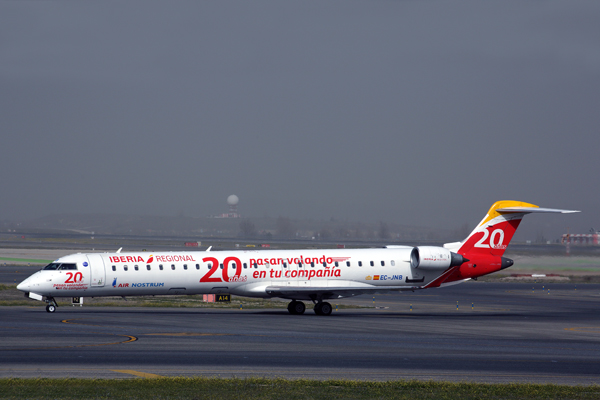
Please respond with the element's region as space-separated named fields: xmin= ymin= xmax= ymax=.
xmin=116 ymin=247 xmax=122 ymax=253
xmin=206 ymin=246 xmax=212 ymax=252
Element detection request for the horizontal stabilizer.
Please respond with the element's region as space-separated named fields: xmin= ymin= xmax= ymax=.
xmin=496 ymin=207 xmax=580 ymax=214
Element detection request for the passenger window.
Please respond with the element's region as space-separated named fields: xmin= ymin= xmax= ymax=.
xmin=381 ymin=261 xmax=385 ymax=266
xmin=254 ymin=263 xmax=258 ymax=269
xmin=134 ymin=265 xmax=139 ymax=271
xmin=346 ymin=261 xmax=350 ymax=267
xmin=322 ymin=262 xmax=327 ymax=267
xmin=124 ymin=265 xmax=128 ymax=271
xmin=220 ymin=263 xmax=224 ymax=269
xmin=232 ymin=263 xmax=236 ymax=270
xmin=391 ymin=260 xmax=395 ymax=266
xmin=298 ymin=262 xmax=303 ymax=268
xmin=171 ymin=264 xmax=175 ymax=270
xmin=283 ymin=262 xmax=287 ymax=268
xmin=196 ymin=264 xmax=200 ymax=270
xmin=112 ymin=265 xmax=116 ymax=271
xmin=184 ymin=264 xmax=188 ymax=270
xmin=335 ymin=261 xmax=339 ymax=267
xmin=370 ymin=261 xmax=374 ymax=267
xmin=159 ymin=264 xmax=164 ymax=271
xmin=311 ymin=262 xmax=315 ymax=268
xmin=359 ymin=261 xmax=363 ymax=267
xmin=147 ymin=265 xmax=151 ymax=271
xmin=243 ymin=263 xmax=247 ymax=269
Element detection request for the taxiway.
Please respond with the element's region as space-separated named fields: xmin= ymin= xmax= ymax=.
xmin=1 ymin=282 xmax=600 ymax=384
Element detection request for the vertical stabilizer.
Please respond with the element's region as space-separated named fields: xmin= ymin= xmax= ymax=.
xmin=436 ymin=201 xmax=579 ymax=286
xmin=445 ymin=201 xmax=579 ymax=258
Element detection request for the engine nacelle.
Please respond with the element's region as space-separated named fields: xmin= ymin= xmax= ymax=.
xmin=410 ymin=246 xmax=466 ymax=270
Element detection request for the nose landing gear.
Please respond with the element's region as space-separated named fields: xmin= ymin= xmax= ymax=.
xmin=45 ymin=297 xmax=58 ymax=313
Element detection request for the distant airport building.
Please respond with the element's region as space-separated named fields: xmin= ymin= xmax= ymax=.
xmin=561 ymin=232 xmax=599 ymax=245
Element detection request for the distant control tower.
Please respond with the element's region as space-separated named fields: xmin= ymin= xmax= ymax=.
xmin=227 ymin=195 xmax=239 ymax=218
xmin=213 ymin=195 xmax=241 ymax=218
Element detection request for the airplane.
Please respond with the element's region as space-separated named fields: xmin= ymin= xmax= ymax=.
xmin=17 ymin=200 xmax=578 ymax=315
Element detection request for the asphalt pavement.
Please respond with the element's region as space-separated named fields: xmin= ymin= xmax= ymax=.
xmin=1 ymin=282 xmax=600 ymax=385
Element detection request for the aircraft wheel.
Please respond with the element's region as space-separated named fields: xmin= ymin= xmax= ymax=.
xmin=320 ymin=302 xmax=332 ymax=316
xmin=46 ymin=304 xmax=56 ymax=313
xmin=313 ymin=302 xmax=323 ymax=315
xmin=287 ymin=301 xmax=301 ymax=315
xmin=287 ymin=301 xmax=295 ymax=314
xmin=292 ymin=301 xmax=305 ymax=315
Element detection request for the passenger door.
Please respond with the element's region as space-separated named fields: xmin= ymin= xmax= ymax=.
xmin=86 ymin=254 xmax=106 ymax=287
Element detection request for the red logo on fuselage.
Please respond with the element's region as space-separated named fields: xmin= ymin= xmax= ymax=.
xmin=108 ymin=254 xmax=196 ymax=264
xmin=109 ymin=256 xmax=146 ymax=263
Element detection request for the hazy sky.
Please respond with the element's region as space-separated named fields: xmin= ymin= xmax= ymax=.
xmin=1 ymin=1 xmax=598 ymax=240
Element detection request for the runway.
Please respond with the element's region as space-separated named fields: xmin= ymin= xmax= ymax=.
xmin=2 ymin=282 xmax=600 ymax=385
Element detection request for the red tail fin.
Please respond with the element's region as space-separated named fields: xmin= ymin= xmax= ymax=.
xmin=438 ymin=201 xmax=579 ymax=285
xmin=455 ymin=201 xmax=540 ymax=258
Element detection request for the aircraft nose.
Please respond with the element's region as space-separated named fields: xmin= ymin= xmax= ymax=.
xmin=16 ymin=278 xmax=32 ymax=292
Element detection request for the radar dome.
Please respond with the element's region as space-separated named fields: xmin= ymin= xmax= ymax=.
xmin=227 ymin=195 xmax=239 ymax=206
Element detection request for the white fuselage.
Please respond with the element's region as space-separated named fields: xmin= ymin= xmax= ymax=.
xmin=17 ymin=247 xmax=438 ymax=301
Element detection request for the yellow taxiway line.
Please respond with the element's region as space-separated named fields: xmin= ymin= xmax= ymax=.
xmin=111 ymin=370 xmax=164 ymax=378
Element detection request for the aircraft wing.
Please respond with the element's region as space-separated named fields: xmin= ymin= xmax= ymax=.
xmin=265 ymin=284 xmax=420 ymax=301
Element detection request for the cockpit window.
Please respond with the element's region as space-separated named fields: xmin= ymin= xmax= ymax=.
xmin=43 ymin=263 xmax=78 ymax=270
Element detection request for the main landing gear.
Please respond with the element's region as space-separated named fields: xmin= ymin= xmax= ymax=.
xmin=45 ymin=297 xmax=58 ymax=313
xmin=287 ymin=300 xmax=306 ymax=315
xmin=287 ymin=300 xmax=333 ymax=316
xmin=313 ymin=301 xmax=332 ymax=316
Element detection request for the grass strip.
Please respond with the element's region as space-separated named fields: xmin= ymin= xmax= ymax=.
xmin=0 ymin=377 xmax=599 ymax=399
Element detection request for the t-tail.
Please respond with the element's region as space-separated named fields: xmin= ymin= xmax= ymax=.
xmin=425 ymin=201 xmax=579 ymax=287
